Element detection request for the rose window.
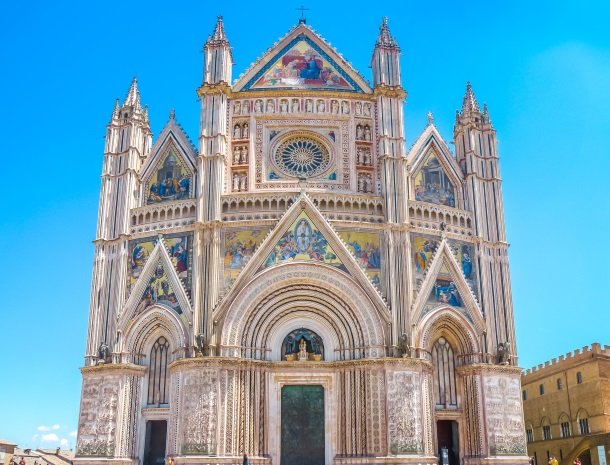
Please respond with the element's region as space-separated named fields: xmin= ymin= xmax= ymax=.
xmin=273 ymin=136 xmax=330 ymax=178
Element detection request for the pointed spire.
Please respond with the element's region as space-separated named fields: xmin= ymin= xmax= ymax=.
xmin=123 ymin=77 xmax=141 ymax=110
xmin=462 ymin=81 xmax=480 ymax=113
xmin=376 ymin=17 xmax=398 ymax=48
xmin=111 ymin=98 xmax=120 ymax=120
xmin=207 ymin=16 xmax=229 ymax=46
xmin=482 ymin=103 xmax=491 ymax=123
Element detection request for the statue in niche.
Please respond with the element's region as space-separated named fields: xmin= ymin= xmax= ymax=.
xmin=232 ymin=173 xmax=240 ymax=191
xmin=234 ymin=102 xmax=241 ymax=114
xmin=364 ymin=125 xmax=372 ymax=141
xmin=196 ymin=333 xmax=206 ymax=356
xmin=398 ymin=333 xmax=411 ymax=358
xmin=305 ymin=99 xmax=313 ymax=112
xmin=341 ymin=100 xmax=350 ymax=114
xmin=266 ymin=99 xmax=275 ymax=113
xmin=254 ymin=99 xmax=263 ymax=113
xmin=233 ymin=124 xmax=241 ymax=139
xmin=233 ymin=147 xmax=240 ymax=164
xmin=317 ymin=99 xmax=325 ymax=113
xmin=363 ymin=148 xmax=371 ymax=165
xmin=291 ymin=99 xmax=300 ymax=113
xmin=243 ymin=123 xmax=249 ymax=138
xmin=355 ymin=102 xmax=362 ymax=116
xmin=356 ymin=124 xmax=364 ymax=140
xmin=363 ymin=103 xmax=371 ymax=117
xmin=242 ymin=101 xmax=249 ymax=115
xmin=240 ymin=147 xmax=248 ymax=164
xmin=280 ymin=99 xmax=288 ymax=113
xmin=331 ymin=100 xmax=339 ymax=114
xmin=497 ymin=341 xmax=511 ymax=365
xmin=98 ymin=342 xmax=110 ymax=364
xmin=282 ymin=328 xmax=323 ymax=361
xmin=239 ymin=174 xmax=247 ymax=191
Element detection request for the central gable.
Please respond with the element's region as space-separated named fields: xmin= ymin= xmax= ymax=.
xmin=235 ymin=26 xmax=371 ymax=93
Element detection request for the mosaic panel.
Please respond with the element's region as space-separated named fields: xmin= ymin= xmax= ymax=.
xmin=414 ymin=152 xmax=456 ymax=207
xmin=337 ymin=230 xmax=382 ymax=286
xmin=146 ymin=149 xmax=192 ymax=204
xmin=223 ymin=227 xmax=271 ymax=289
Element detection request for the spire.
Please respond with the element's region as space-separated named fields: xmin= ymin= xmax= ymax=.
xmin=123 ymin=77 xmax=141 ymax=110
xmin=207 ymin=16 xmax=229 ymax=46
xmin=111 ymin=98 xmax=120 ymax=121
xmin=376 ymin=17 xmax=398 ymax=48
xmin=462 ymin=81 xmax=480 ymax=113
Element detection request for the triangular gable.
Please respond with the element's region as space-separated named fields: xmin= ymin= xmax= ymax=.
xmin=119 ymin=238 xmax=193 ymax=330
xmin=215 ymin=193 xmax=387 ymax=314
xmin=412 ymin=240 xmax=483 ymax=330
xmin=407 ymin=124 xmax=463 ymax=208
xmin=234 ymin=25 xmax=371 ymax=93
xmin=260 ymin=211 xmax=347 ymax=272
xmin=140 ymin=118 xmax=197 ymax=206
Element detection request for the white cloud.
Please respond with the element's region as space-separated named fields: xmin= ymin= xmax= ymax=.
xmin=37 ymin=425 xmax=51 ymax=432
xmin=69 ymin=431 xmax=77 ymax=437
xmin=52 ymin=424 xmax=60 ymax=430
xmin=59 ymin=438 xmax=69 ymax=447
xmin=41 ymin=433 xmax=59 ymax=442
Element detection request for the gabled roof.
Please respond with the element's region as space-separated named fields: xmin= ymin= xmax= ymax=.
xmin=233 ymin=23 xmax=372 ymax=93
xmin=407 ymin=122 xmax=463 ymax=183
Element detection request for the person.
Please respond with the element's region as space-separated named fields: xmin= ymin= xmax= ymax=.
xmin=242 ymin=454 xmax=248 ymax=465
xmin=573 ymin=458 xmax=581 ymax=465
xmin=19 ymin=458 xmax=26 ymax=465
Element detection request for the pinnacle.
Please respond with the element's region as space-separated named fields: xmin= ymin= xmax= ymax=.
xmin=207 ymin=16 xmax=229 ymax=45
xmin=123 ymin=77 xmax=141 ymax=110
xmin=462 ymin=81 xmax=480 ymax=113
xmin=376 ymin=16 xmax=398 ymax=48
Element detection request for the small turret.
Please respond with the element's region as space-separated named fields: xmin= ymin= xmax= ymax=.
xmin=371 ymin=17 xmax=401 ymax=87
xmin=203 ymin=16 xmax=233 ymax=85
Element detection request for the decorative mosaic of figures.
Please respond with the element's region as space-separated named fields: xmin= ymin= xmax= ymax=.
xmin=357 ymin=173 xmax=374 ymax=193
xmin=232 ymin=172 xmax=248 ymax=192
xmin=357 ymin=147 xmax=372 ymax=166
xmin=241 ymin=98 xmax=353 ymax=115
xmin=232 ymin=146 xmax=248 ymax=165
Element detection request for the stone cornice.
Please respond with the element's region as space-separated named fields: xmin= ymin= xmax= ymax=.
xmin=230 ymin=89 xmax=376 ymax=100
xmin=168 ymin=355 xmax=433 ymax=372
xmin=373 ymin=85 xmax=407 ymax=100
xmin=456 ymin=363 xmax=522 ymax=376
xmin=80 ymin=363 xmax=147 ymax=376
xmin=196 ymin=82 xmax=232 ymax=96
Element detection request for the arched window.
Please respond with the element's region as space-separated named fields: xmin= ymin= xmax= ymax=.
xmin=559 ymin=413 xmax=571 ymax=437
xmin=577 ymin=410 xmax=590 ymax=435
xmin=432 ymin=337 xmax=457 ymax=408
xmin=526 ymin=423 xmax=535 ymax=443
xmin=542 ymin=417 xmax=552 ymax=440
xmin=576 ymin=371 xmax=583 ymax=384
xmin=147 ymin=336 xmax=170 ymax=406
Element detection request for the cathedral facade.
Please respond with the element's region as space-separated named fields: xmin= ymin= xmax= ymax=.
xmin=75 ymin=16 xmax=528 ymax=465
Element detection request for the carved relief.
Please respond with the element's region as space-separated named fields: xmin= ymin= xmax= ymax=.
xmin=76 ymin=375 xmax=120 ymax=457
xmin=484 ymin=374 xmax=527 ymax=456
xmin=181 ymin=369 xmax=218 ymax=455
xmin=386 ymin=371 xmax=422 ymax=454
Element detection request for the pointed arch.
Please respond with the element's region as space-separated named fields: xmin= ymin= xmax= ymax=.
xmin=119 ymin=239 xmax=193 ymax=331
xmin=412 ymin=239 xmax=484 ymax=332
xmin=417 ymin=306 xmax=481 ymax=358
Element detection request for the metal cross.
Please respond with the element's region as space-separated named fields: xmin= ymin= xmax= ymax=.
xmin=296 ymin=5 xmax=310 ymax=20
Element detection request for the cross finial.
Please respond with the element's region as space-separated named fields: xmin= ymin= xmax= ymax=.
xmin=297 ymin=5 xmax=309 ymax=23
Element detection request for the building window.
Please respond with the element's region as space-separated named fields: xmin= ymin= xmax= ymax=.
xmin=543 ymin=425 xmax=552 ymax=440
xmin=147 ymin=336 xmax=170 ymax=406
xmin=523 ymin=389 xmax=527 ymax=400
xmin=539 ymin=384 xmax=545 ymax=395
xmin=579 ymin=418 xmax=590 ymax=435
xmin=526 ymin=427 xmax=534 ymax=443
xmin=561 ymin=421 xmax=571 ymax=438
xmin=557 ymin=378 xmax=562 ymax=390
xmin=432 ymin=337 xmax=458 ymax=408
xmin=576 ymin=372 xmax=583 ymax=384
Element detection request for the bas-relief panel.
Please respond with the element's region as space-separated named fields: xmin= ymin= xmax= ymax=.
xmin=261 ymin=212 xmax=346 ymax=272
xmin=251 ymin=39 xmax=354 ymax=91
xmin=338 ymin=230 xmax=382 ymax=286
xmin=146 ymin=149 xmax=192 ymax=204
xmin=76 ymin=375 xmax=120 ymax=457
xmin=223 ymin=228 xmax=270 ymax=289
xmin=181 ymin=370 xmax=218 ymax=455
xmin=387 ymin=371 xmax=423 ymax=454
xmin=128 ymin=233 xmax=193 ymax=297
xmin=483 ymin=375 xmax=527 ymax=456
xmin=414 ymin=152 xmax=456 ymax=207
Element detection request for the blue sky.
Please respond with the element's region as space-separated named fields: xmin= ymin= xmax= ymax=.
xmin=1 ymin=0 xmax=609 ymax=450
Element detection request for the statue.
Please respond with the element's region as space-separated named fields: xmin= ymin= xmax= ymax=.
xmin=242 ymin=123 xmax=249 ymax=138
xmin=254 ymin=99 xmax=263 ymax=113
xmin=234 ymin=102 xmax=241 ymax=114
xmin=398 ymin=333 xmax=410 ymax=358
xmin=98 ymin=342 xmax=110 ymax=364
xmin=497 ymin=341 xmax=511 ymax=365
xmin=331 ymin=100 xmax=339 ymax=114
xmin=305 ymin=99 xmax=313 ymax=112
xmin=233 ymin=147 xmax=240 ymax=164
xmin=233 ymin=124 xmax=241 ymax=139
xmin=355 ymin=102 xmax=362 ymax=115
xmin=311 ymin=335 xmax=323 ymax=355
xmin=363 ymin=103 xmax=371 ymax=117
xmin=317 ymin=100 xmax=325 ymax=113
xmin=341 ymin=100 xmax=350 ymax=114
xmin=266 ymin=100 xmax=275 ymax=113
xmin=196 ymin=333 xmax=206 ymax=356
xmin=364 ymin=125 xmax=372 ymax=141
xmin=291 ymin=99 xmax=300 ymax=113
xmin=356 ymin=125 xmax=364 ymax=140
xmin=280 ymin=99 xmax=288 ymax=113
xmin=298 ymin=338 xmax=308 ymax=361
xmin=242 ymin=101 xmax=249 ymax=115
